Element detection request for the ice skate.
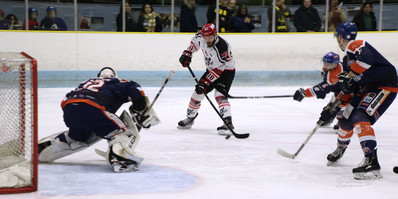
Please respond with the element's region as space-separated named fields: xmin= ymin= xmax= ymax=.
xmin=353 ymin=151 xmax=382 ymax=180
xmin=327 ymin=146 xmax=346 ymax=166
xmin=177 ymin=113 xmax=198 ymax=129
xmin=217 ymin=117 xmax=234 ymax=136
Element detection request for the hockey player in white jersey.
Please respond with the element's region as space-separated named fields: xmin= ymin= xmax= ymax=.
xmin=177 ymin=23 xmax=236 ymax=136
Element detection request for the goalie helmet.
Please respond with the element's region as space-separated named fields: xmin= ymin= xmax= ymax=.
xmin=201 ymin=23 xmax=217 ymax=37
xmin=98 ymin=67 xmax=117 ymax=78
xmin=334 ymin=22 xmax=357 ymax=40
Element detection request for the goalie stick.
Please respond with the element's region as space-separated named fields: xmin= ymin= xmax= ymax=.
xmin=186 ymin=66 xmax=249 ymax=139
xmin=277 ymin=93 xmax=343 ymax=159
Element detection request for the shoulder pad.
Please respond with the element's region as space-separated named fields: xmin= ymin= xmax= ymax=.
xmin=347 ymin=40 xmax=365 ymax=53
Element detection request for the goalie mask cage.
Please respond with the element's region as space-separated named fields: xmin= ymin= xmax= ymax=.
xmin=0 ymin=52 xmax=38 ymax=194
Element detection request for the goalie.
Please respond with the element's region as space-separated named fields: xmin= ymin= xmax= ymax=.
xmin=38 ymin=67 xmax=160 ymax=172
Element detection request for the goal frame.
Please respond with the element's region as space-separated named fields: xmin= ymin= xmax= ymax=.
xmin=0 ymin=52 xmax=38 ymax=194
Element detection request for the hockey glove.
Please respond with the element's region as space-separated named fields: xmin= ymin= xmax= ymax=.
xmin=195 ymin=79 xmax=210 ymax=94
xmin=338 ymin=72 xmax=357 ymax=94
xmin=318 ymin=102 xmax=341 ymax=126
xmin=129 ymin=105 xmax=160 ymax=129
xmin=179 ymin=50 xmax=192 ymax=67
xmin=293 ymin=88 xmax=306 ymax=102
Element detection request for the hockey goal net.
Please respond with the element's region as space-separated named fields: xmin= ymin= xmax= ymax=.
xmin=0 ymin=52 xmax=38 ymax=193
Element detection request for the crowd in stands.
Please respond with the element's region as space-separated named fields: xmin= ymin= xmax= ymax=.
xmin=0 ymin=1 xmax=379 ymax=32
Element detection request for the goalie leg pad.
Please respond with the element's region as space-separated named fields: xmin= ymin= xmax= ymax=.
xmin=106 ymin=131 xmax=143 ymax=172
xmin=38 ymin=131 xmax=101 ymax=162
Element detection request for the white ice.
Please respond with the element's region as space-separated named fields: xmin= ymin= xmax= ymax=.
xmin=5 ymin=86 xmax=398 ymax=199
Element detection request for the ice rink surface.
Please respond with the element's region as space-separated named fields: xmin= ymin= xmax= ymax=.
xmin=5 ymin=86 xmax=398 ymax=199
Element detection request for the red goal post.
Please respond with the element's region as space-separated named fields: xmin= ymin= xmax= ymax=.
xmin=0 ymin=52 xmax=38 ymax=194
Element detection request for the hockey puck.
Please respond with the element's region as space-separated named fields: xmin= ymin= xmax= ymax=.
xmin=225 ymin=135 xmax=231 ymax=139
xmin=393 ymin=166 xmax=398 ymax=174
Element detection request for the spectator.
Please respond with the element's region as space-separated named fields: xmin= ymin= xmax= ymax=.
xmin=5 ymin=14 xmax=22 ymax=30
xmin=180 ymin=0 xmax=199 ymax=32
xmin=352 ymin=2 xmax=377 ymax=31
xmin=293 ymin=0 xmax=321 ymax=32
xmin=228 ymin=0 xmax=238 ymax=17
xmin=0 ymin=9 xmax=8 ymax=29
xmin=323 ymin=0 xmax=346 ymax=32
xmin=23 ymin=8 xmax=40 ymax=30
xmin=207 ymin=0 xmax=232 ymax=33
xmin=116 ymin=2 xmax=136 ymax=32
xmin=40 ymin=6 xmax=67 ymax=31
xmin=231 ymin=4 xmax=255 ymax=32
xmin=137 ymin=3 xmax=163 ymax=32
xmin=267 ymin=0 xmax=291 ymax=32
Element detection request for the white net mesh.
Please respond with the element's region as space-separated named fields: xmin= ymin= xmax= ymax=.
xmin=0 ymin=52 xmax=34 ymax=189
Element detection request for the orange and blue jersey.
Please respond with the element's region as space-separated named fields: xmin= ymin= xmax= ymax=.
xmin=61 ymin=77 xmax=145 ymax=113
xmin=303 ymin=63 xmax=347 ymax=99
xmin=344 ymin=40 xmax=398 ymax=92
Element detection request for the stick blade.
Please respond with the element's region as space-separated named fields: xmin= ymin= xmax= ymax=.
xmin=277 ymin=149 xmax=296 ymax=159
xmin=233 ymin=132 xmax=250 ymax=139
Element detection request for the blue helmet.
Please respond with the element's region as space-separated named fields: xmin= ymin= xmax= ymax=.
xmin=47 ymin=6 xmax=56 ymax=12
xmin=334 ymin=22 xmax=357 ymax=40
xmin=29 ymin=8 xmax=38 ymax=15
xmin=322 ymin=52 xmax=340 ymax=64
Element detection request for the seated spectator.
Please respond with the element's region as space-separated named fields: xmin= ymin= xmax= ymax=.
xmin=267 ymin=0 xmax=291 ymax=32
xmin=293 ymin=0 xmax=321 ymax=32
xmin=0 ymin=9 xmax=7 ymax=29
xmin=207 ymin=0 xmax=231 ymax=33
xmin=40 ymin=6 xmax=67 ymax=31
xmin=23 ymin=8 xmax=40 ymax=30
xmin=116 ymin=2 xmax=136 ymax=32
xmin=352 ymin=2 xmax=377 ymax=31
xmin=5 ymin=14 xmax=22 ymax=30
xmin=137 ymin=3 xmax=163 ymax=32
xmin=322 ymin=0 xmax=346 ymax=32
xmin=180 ymin=0 xmax=199 ymax=32
xmin=231 ymin=4 xmax=255 ymax=32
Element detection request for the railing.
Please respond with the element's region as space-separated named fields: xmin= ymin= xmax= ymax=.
xmin=0 ymin=0 xmax=397 ymax=32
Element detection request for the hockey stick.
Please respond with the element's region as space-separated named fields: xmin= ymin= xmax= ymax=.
xmin=219 ymin=89 xmax=293 ymax=99
xmin=186 ymin=66 xmax=249 ymax=139
xmin=277 ymin=93 xmax=343 ymax=159
xmin=146 ymin=70 xmax=175 ymax=112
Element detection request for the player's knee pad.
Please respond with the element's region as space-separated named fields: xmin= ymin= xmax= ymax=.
xmin=106 ymin=131 xmax=143 ymax=172
xmin=38 ymin=131 xmax=101 ymax=162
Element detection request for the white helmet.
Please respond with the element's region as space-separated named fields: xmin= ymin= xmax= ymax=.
xmin=97 ymin=67 xmax=117 ymax=78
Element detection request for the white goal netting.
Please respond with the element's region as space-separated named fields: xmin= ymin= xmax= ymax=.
xmin=0 ymin=52 xmax=37 ymax=192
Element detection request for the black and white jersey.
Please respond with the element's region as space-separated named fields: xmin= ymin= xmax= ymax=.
xmin=187 ymin=33 xmax=235 ymax=77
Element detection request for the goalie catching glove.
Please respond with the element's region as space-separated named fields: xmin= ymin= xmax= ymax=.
xmin=129 ymin=96 xmax=160 ymax=129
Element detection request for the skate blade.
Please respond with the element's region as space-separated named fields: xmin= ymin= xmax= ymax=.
xmin=353 ymin=170 xmax=383 ymax=180
xmin=177 ymin=125 xmax=192 ymax=129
